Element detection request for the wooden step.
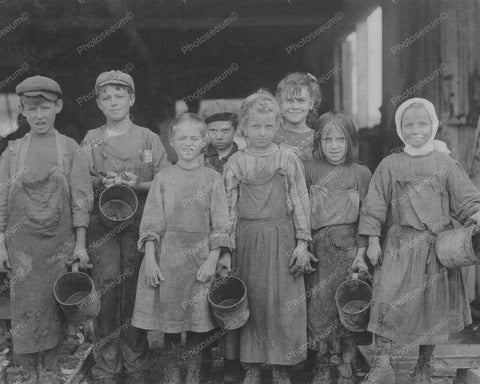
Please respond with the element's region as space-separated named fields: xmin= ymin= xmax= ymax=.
xmin=360 ymin=343 xmax=480 ymax=384
xmin=394 ymin=369 xmax=454 ymax=384
xmin=466 ymin=368 xmax=480 ymax=384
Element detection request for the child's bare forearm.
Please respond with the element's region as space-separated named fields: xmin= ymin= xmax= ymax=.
xmin=369 ymin=235 xmax=379 ymax=245
xmin=208 ymin=248 xmax=221 ymax=263
xmin=297 ymin=238 xmax=308 ymax=251
xmin=75 ymin=227 xmax=86 ymax=247
xmin=144 ymin=240 xmax=156 ymax=259
xmin=355 ymin=246 xmax=367 ymax=259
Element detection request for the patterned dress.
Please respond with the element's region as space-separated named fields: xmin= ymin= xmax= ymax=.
xmin=304 ymin=160 xmax=371 ymax=349
xmin=224 ymin=145 xmax=311 ymax=365
xmin=274 ymin=126 xmax=315 ymax=161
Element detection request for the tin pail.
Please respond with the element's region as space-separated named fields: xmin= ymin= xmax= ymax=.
xmin=99 ymin=185 xmax=138 ymax=227
xmin=335 ymin=277 xmax=372 ymax=332
xmin=208 ymin=275 xmax=249 ymax=330
xmin=53 ymin=267 xmax=100 ymax=325
xmin=435 ymin=225 xmax=480 ymax=269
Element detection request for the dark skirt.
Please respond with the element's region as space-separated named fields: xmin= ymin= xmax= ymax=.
xmin=306 ymin=225 xmax=371 ymax=351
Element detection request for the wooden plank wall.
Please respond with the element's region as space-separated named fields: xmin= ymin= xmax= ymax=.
xmin=381 ymin=0 xmax=480 ymax=169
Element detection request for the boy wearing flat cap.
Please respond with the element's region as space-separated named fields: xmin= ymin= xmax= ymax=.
xmin=200 ymin=99 xmax=241 ymax=383
xmin=81 ymin=70 xmax=170 ymax=384
xmin=202 ymin=99 xmax=240 ymax=175
xmin=0 ymin=75 xmax=93 ymax=383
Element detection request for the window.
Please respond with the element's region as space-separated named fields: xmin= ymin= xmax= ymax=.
xmin=335 ymin=6 xmax=382 ymax=128
xmin=0 ymin=94 xmax=21 ymax=138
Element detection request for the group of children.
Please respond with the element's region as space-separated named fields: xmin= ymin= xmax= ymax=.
xmin=0 ymin=69 xmax=479 ymax=384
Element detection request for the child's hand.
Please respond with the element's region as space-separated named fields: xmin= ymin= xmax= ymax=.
xmin=366 ymin=237 xmax=382 ymax=266
xmin=102 ymin=171 xmax=120 ymax=188
xmin=289 ymin=241 xmax=317 ymax=278
xmin=351 ymin=254 xmax=369 ymax=273
xmin=465 ymin=211 xmax=480 ymax=227
xmin=197 ymin=257 xmax=217 ymax=283
xmin=120 ymin=172 xmax=138 ymax=187
xmin=144 ymin=254 xmax=164 ymax=287
xmin=0 ymin=241 xmax=11 ymax=273
xmin=70 ymin=244 xmax=92 ymax=270
xmin=216 ymin=251 xmax=231 ymax=277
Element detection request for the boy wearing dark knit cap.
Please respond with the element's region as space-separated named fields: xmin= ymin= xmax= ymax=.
xmin=202 ymin=100 xmax=240 ymax=175
xmin=201 ymin=100 xmax=241 ymax=383
xmin=81 ymin=70 xmax=170 ymax=384
xmin=0 ymin=75 xmax=93 ymax=383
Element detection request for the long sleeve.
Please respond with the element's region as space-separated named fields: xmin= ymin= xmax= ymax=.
xmin=447 ymin=159 xmax=480 ymax=224
xmin=359 ymin=158 xmax=392 ymax=237
xmin=150 ymin=132 xmax=171 ymax=174
xmin=209 ymin=173 xmax=232 ymax=251
xmin=138 ymin=173 xmax=166 ymax=251
xmin=357 ymin=165 xmax=373 ymax=247
xmin=0 ymin=149 xmax=11 ymax=232
xmin=68 ymin=141 xmax=93 ymax=228
xmin=80 ymin=131 xmax=103 ymax=191
xmin=224 ymin=161 xmax=239 ymax=250
xmin=286 ymin=153 xmax=311 ymax=241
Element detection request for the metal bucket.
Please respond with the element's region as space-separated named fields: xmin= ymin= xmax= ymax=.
xmin=207 ymin=275 xmax=249 ymax=330
xmin=435 ymin=225 xmax=480 ymax=269
xmin=335 ymin=277 xmax=372 ymax=332
xmin=99 ymin=185 xmax=138 ymax=227
xmin=53 ymin=267 xmax=100 ymax=325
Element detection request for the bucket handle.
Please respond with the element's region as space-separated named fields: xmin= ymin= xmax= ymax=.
xmin=71 ymin=262 xmax=79 ymax=273
xmin=66 ymin=257 xmax=93 ymax=271
xmin=349 ymin=270 xmax=372 ymax=282
xmin=69 ymin=262 xmax=92 ymax=272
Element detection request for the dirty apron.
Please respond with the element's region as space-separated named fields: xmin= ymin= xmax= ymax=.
xmin=368 ymin=175 xmax=471 ymax=344
xmin=306 ymin=186 xmax=370 ymax=349
xmin=88 ymin=129 xmax=150 ymax=378
xmin=235 ymin=171 xmax=307 ymax=366
xmin=132 ymin=166 xmax=220 ymax=332
xmin=133 ymin=229 xmax=216 ymax=332
xmin=7 ymin=132 xmax=74 ymax=354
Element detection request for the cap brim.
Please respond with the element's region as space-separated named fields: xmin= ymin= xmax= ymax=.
xmin=96 ymin=80 xmax=134 ymax=91
xmin=22 ymin=91 xmax=60 ymax=101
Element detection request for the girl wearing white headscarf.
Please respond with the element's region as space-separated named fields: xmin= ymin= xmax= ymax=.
xmin=394 ymin=97 xmax=451 ymax=156
xmin=356 ymin=98 xmax=480 ymax=384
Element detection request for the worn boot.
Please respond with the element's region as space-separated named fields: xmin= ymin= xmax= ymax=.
xmin=223 ymin=358 xmax=242 ymax=384
xmin=361 ymin=356 xmax=396 ymax=384
xmin=412 ymin=345 xmax=435 ymax=384
xmin=351 ymin=348 xmax=369 ymax=380
xmin=272 ymin=365 xmax=292 ymax=384
xmin=336 ymin=363 xmax=355 ymax=384
xmin=311 ymin=352 xmax=335 ymax=384
xmin=201 ymin=348 xmax=213 ymax=377
xmin=163 ymin=343 xmax=182 ymax=384
xmin=13 ymin=353 xmax=38 ymax=384
xmin=185 ymin=353 xmax=202 ymax=384
xmin=311 ymin=362 xmax=335 ymax=384
xmin=242 ymin=363 xmax=262 ymax=384
xmin=412 ymin=363 xmax=432 ymax=384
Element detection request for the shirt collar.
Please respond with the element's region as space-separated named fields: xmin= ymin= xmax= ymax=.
xmin=205 ymin=142 xmax=238 ymax=159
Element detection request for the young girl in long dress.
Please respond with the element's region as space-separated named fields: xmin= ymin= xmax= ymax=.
xmin=359 ymin=98 xmax=480 ymax=384
xmin=275 ymin=72 xmax=322 ymax=161
xmin=224 ymin=90 xmax=314 ymax=384
xmin=132 ymin=113 xmax=231 ymax=384
xmin=304 ymin=112 xmax=372 ymax=384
